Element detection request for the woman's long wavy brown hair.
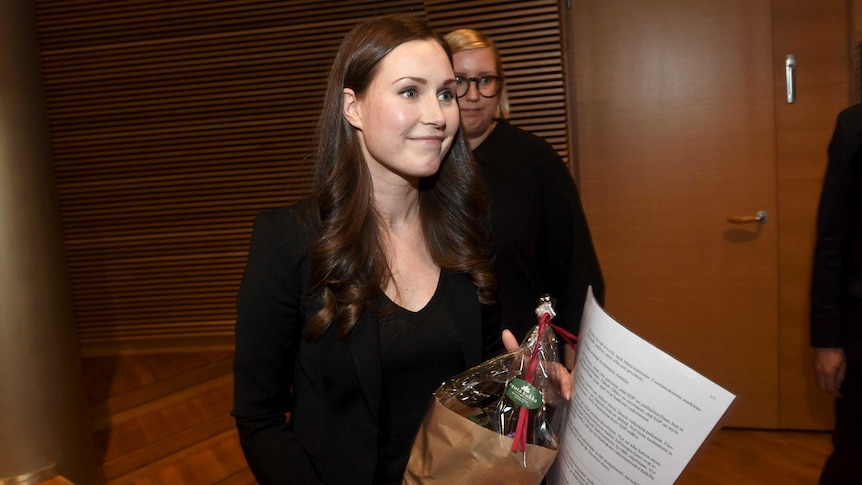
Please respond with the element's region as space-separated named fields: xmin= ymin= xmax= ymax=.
xmin=305 ymin=13 xmax=496 ymax=340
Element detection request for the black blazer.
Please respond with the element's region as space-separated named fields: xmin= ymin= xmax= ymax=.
xmin=473 ymin=119 xmax=604 ymax=341
xmin=811 ymin=103 xmax=862 ymax=372
xmin=232 ymin=200 xmax=502 ymax=485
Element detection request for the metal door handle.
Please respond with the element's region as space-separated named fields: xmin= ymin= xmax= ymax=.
xmin=727 ymin=210 xmax=768 ymax=224
xmin=785 ymin=55 xmax=796 ymax=103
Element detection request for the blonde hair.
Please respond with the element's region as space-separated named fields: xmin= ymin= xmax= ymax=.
xmin=444 ymin=28 xmax=510 ymax=119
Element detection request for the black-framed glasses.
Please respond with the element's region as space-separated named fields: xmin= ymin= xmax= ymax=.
xmin=455 ymin=75 xmax=502 ymax=98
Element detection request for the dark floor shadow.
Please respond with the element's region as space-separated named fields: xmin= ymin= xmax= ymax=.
xmin=722 ymin=223 xmax=764 ymax=242
xmin=80 ymin=352 xmax=120 ymax=484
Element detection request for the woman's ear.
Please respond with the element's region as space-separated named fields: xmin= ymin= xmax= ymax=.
xmin=342 ymin=88 xmax=362 ymax=130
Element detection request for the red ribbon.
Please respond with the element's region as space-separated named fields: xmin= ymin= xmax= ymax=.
xmin=510 ymin=313 xmax=578 ymax=453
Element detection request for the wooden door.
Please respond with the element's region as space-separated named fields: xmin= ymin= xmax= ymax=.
xmin=572 ymin=0 xmax=780 ymax=428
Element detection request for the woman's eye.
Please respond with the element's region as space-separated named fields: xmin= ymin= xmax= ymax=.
xmin=479 ymin=76 xmax=491 ymax=86
xmin=400 ymin=88 xmax=418 ymax=98
xmin=454 ymin=76 xmax=466 ymax=85
xmin=439 ymin=90 xmax=455 ymax=102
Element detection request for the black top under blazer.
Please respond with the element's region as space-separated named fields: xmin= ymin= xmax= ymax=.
xmin=231 ymin=199 xmax=503 ymax=485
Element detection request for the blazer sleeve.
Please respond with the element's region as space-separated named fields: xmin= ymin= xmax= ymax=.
xmin=232 ymin=208 xmax=322 ymax=484
xmin=482 ymin=210 xmax=506 ymax=359
xmin=811 ymin=107 xmax=862 ymax=349
xmin=536 ymin=142 xmax=605 ymax=335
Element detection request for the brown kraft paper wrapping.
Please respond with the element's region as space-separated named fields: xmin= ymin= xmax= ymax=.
xmin=402 ymin=397 xmax=558 ymax=485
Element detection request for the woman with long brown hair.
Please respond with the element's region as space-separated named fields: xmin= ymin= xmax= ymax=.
xmin=232 ymin=14 xmax=505 ymax=484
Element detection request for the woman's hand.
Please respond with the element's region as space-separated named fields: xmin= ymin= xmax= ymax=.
xmin=548 ymin=360 xmax=573 ymax=401
xmin=815 ymin=347 xmax=846 ymax=395
xmin=502 ymin=328 xmax=519 ymax=352
xmin=502 ymin=329 xmax=573 ymax=401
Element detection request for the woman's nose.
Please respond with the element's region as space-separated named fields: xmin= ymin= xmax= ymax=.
xmin=463 ymin=81 xmax=481 ymax=100
xmin=423 ymin=98 xmax=446 ymax=127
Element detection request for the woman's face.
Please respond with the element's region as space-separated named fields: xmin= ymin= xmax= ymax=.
xmin=343 ymin=39 xmax=459 ymax=185
xmin=452 ymin=47 xmax=499 ymax=146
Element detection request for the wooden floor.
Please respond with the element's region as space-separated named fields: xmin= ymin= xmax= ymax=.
xmin=80 ymin=351 xmax=833 ymax=484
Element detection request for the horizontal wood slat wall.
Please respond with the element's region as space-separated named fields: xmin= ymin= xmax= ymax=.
xmin=32 ymin=1 xmax=567 ymax=354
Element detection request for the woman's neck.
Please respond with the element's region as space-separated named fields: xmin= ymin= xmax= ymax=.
xmin=376 ymin=192 xmax=439 ymax=312
xmin=469 ymin=120 xmax=497 ymax=149
xmin=374 ymin=183 xmax=421 ymax=231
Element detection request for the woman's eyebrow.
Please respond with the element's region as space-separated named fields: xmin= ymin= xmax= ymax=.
xmin=392 ymin=76 xmax=428 ymax=85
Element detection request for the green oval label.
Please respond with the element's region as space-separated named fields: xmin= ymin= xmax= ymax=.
xmin=506 ymin=377 xmax=543 ymax=410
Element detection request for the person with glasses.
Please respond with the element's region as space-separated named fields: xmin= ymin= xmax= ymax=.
xmin=445 ymin=28 xmax=604 ymax=363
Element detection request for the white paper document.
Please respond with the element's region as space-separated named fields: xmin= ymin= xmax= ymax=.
xmin=547 ymin=288 xmax=736 ymax=485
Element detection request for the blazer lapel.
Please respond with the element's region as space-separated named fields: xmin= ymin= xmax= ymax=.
xmin=446 ymin=271 xmax=483 ymax=367
xmin=348 ymin=308 xmax=382 ymax=422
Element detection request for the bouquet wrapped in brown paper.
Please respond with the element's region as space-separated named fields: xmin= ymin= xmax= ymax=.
xmin=403 ymin=296 xmax=577 ymax=485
